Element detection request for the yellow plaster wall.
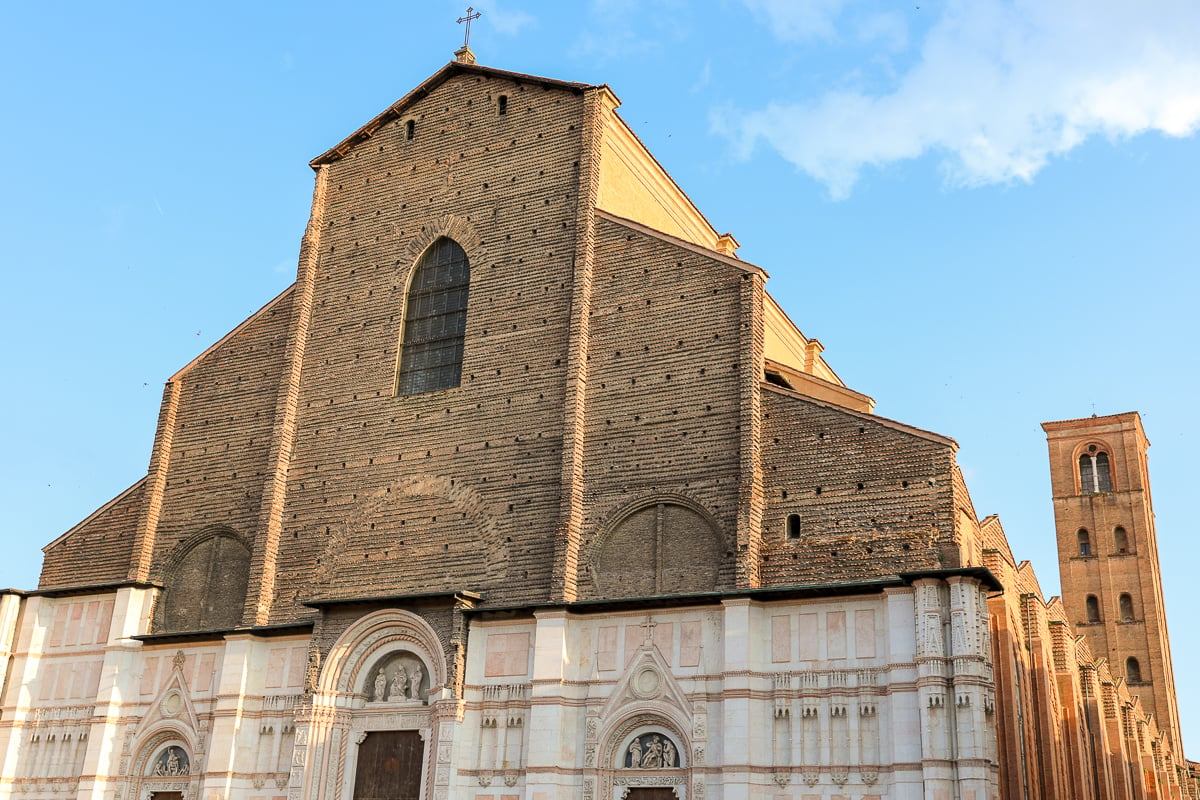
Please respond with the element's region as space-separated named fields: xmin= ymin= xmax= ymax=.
xmin=596 ymin=113 xmax=719 ymax=249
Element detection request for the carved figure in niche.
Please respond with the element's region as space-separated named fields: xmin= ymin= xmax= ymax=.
xmin=408 ymin=664 xmax=424 ymax=699
xmin=388 ymin=669 xmax=408 ymax=701
xmin=663 ymin=739 xmax=676 ymax=768
xmin=628 ymin=738 xmax=643 ymax=768
xmin=640 ymin=735 xmax=663 ymax=768
xmin=373 ymin=668 xmax=387 ymax=702
xmin=151 ymin=746 xmax=189 ymax=776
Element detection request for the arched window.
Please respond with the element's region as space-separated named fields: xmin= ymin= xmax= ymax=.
xmin=1119 ymin=593 xmax=1135 ymax=622
xmin=398 ymin=237 xmax=470 ymax=395
xmin=1077 ymin=528 xmax=1092 ymax=557
xmin=786 ymin=514 xmax=801 ymax=540
xmin=1079 ymin=446 xmax=1113 ymax=494
xmin=1086 ymin=595 xmax=1100 ymax=623
xmin=1114 ymin=526 xmax=1130 ymax=554
xmin=1126 ymin=656 xmax=1143 ymax=684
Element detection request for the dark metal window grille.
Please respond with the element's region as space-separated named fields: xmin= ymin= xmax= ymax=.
xmin=398 ymin=237 xmax=469 ymax=395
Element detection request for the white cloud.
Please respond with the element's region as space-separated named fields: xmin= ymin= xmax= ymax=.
xmin=721 ymin=0 xmax=1200 ymax=198
xmin=480 ymin=1 xmax=535 ymax=35
xmin=743 ymin=0 xmax=851 ymax=41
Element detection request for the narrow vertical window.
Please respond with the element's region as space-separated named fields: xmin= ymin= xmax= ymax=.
xmin=1114 ymin=526 xmax=1130 ymax=554
xmin=406 ymin=119 xmax=415 ymax=140
xmin=1126 ymin=656 xmax=1143 ymax=684
xmin=1079 ymin=454 xmax=1095 ymax=494
xmin=1119 ymin=593 xmax=1134 ymax=622
xmin=1077 ymin=528 xmax=1092 ymax=557
xmin=398 ymin=237 xmax=470 ymax=395
xmin=1086 ymin=595 xmax=1100 ymax=623
xmin=786 ymin=514 xmax=801 ymax=540
xmin=498 ymin=95 xmax=508 ymax=116
xmin=1095 ymin=451 xmax=1112 ymax=492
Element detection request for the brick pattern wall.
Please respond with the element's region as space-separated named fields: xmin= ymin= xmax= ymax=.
xmin=40 ymin=481 xmax=144 ymax=588
xmin=575 ymin=216 xmax=746 ymax=599
xmin=758 ymin=388 xmax=956 ymax=585
xmin=267 ymin=73 xmax=588 ymax=617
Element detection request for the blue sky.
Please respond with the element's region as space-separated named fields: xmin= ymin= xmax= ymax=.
xmin=2 ymin=0 xmax=1198 ymax=744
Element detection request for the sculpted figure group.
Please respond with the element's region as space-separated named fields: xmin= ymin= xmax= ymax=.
xmin=370 ymin=662 xmax=425 ymax=702
xmin=626 ymin=734 xmax=678 ymax=768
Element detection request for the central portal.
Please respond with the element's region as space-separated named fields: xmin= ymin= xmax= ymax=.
xmin=352 ymin=730 xmax=424 ymax=800
xmin=624 ymin=790 xmax=677 ymax=800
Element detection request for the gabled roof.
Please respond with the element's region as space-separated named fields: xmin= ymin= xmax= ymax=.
xmin=311 ymin=61 xmax=604 ymax=167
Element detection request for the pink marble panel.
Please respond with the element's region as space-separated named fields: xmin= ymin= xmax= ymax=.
xmin=798 ymin=613 xmax=819 ymax=660
xmin=771 ymin=615 xmax=791 ymax=663
xmin=38 ymin=664 xmax=56 ymax=701
xmin=266 ymin=648 xmax=287 ymax=689
xmin=66 ymin=603 xmax=83 ymax=646
xmin=624 ymin=624 xmax=642 ymax=666
xmin=54 ymin=662 xmax=72 ymax=699
xmin=855 ymin=609 xmax=876 ymax=659
xmin=484 ymin=632 xmax=530 ymax=677
xmin=597 ymin=626 xmax=618 ymax=672
xmin=197 ymin=653 xmax=216 ymax=693
xmin=83 ymin=602 xmax=100 ymax=645
xmin=287 ymin=646 xmax=307 ymax=688
xmin=827 ymin=611 xmax=847 ymax=659
xmin=48 ymin=605 xmax=68 ymax=648
xmin=98 ymin=600 xmax=114 ymax=644
xmin=679 ymin=621 xmax=701 ymax=668
xmin=140 ymin=656 xmax=159 ymax=696
xmin=654 ymin=622 xmax=674 ymax=665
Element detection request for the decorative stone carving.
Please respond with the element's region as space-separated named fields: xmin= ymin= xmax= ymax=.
xmin=150 ymin=746 xmax=189 ymax=776
xmin=363 ymin=651 xmax=429 ymax=704
xmin=624 ymin=732 xmax=681 ymax=768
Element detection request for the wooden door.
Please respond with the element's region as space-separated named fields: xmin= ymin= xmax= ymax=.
xmin=624 ymin=790 xmax=677 ymax=800
xmin=353 ymin=730 xmax=424 ymax=800
xmin=149 ymin=793 xmax=184 ymax=800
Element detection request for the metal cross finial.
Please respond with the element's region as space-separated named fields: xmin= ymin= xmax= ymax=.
xmin=457 ymin=6 xmax=482 ymax=47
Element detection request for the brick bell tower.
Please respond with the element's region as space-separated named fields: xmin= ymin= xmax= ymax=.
xmin=1042 ymin=412 xmax=1185 ymax=756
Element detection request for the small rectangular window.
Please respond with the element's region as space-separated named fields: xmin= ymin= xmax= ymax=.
xmin=498 ymin=95 xmax=508 ymax=116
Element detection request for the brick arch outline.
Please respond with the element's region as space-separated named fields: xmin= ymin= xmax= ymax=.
xmin=152 ymin=525 xmax=252 ymax=630
xmin=312 ymin=472 xmax=509 ymax=594
xmin=585 ymin=492 xmax=729 ymax=597
xmin=1071 ymin=438 xmax=1118 ymax=493
xmin=317 ymin=608 xmax=448 ymax=698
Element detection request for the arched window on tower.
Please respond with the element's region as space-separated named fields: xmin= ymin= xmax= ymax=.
xmin=1086 ymin=595 xmax=1100 ymax=623
xmin=1077 ymin=528 xmax=1092 ymax=557
xmin=1114 ymin=526 xmax=1130 ymax=554
xmin=1079 ymin=446 xmax=1113 ymax=494
xmin=1119 ymin=592 xmax=1135 ymax=622
xmin=398 ymin=237 xmax=470 ymax=395
xmin=1126 ymin=656 xmax=1144 ymax=684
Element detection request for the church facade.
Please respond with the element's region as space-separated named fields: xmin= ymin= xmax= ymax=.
xmin=0 ymin=56 xmax=1193 ymax=800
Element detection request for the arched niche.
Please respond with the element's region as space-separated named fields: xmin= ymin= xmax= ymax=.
xmin=303 ymin=609 xmax=447 ymax=800
xmin=157 ymin=527 xmax=251 ymax=632
xmin=363 ymin=650 xmax=430 ymax=705
xmin=126 ymin=729 xmax=200 ymax=800
xmin=599 ymin=712 xmax=692 ymax=800
xmin=590 ymin=496 xmax=725 ymax=598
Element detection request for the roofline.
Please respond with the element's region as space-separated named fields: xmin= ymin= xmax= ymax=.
xmin=467 ymin=567 xmax=1001 ymax=618
xmin=311 ymin=61 xmax=605 ymax=167
xmin=170 ymin=283 xmax=297 ymax=382
xmin=761 ymin=382 xmax=958 ymax=449
xmin=596 ymin=209 xmax=766 ymax=276
xmin=604 ymin=107 xmax=722 ymax=243
xmin=42 ymin=477 xmax=148 ymax=553
xmin=303 ymin=590 xmax=483 ymax=609
xmin=20 ymin=580 xmax=162 ymax=598
xmin=762 ymin=291 xmax=850 ymax=387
